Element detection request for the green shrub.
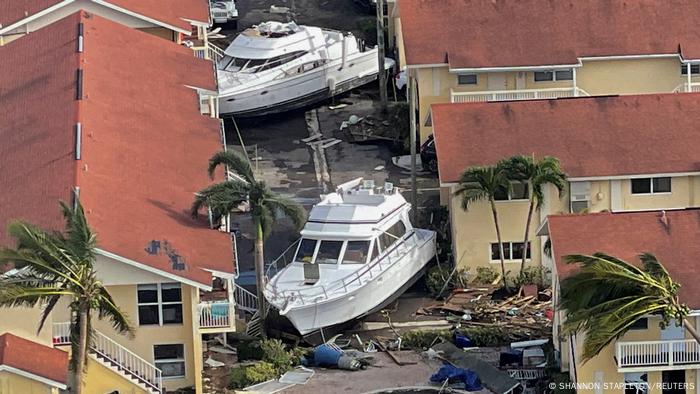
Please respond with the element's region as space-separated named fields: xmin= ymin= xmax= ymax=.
xmin=474 ymin=266 xmax=499 ymax=285
xmin=228 ymin=362 xmax=279 ymax=389
xmin=260 ymin=339 xmax=294 ymax=373
xmin=228 ymin=366 xmax=249 ymax=389
xmin=425 ymin=266 xmax=469 ymax=296
xmin=509 ymin=266 xmax=550 ymax=289
xmin=236 ymin=340 xmax=263 ymax=361
xmin=402 ymin=329 xmax=452 ymax=349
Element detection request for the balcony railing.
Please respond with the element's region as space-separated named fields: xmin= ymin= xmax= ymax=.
xmin=192 ymin=43 xmax=225 ymax=62
xmin=617 ymin=339 xmax=700 ymax=370
xmin=198 ymin=301 xmax=233 ymax=329
xmin=450 ymin=87 xmax=589 ymax=103
xmin=673 ymin=82 xmax=700 ymax=93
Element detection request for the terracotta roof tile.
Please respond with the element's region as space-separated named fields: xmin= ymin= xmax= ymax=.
xmin=0 ymin=0 xmax=208 ymax=32
xmin=0 ymin=332 xmax=69 ymax=386
xmin=431 ymin=94 xmax=700 ymax=183
xmin=399 ymin=0 xmax=700 ymax=68
xmin=0 ymin=12 xmax=232 ymax=286
xmin=547 ymin=209 xmax=700 ymax=308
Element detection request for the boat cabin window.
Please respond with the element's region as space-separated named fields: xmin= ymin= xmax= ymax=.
xmin=371 ymin=241 xmax=381 ymax=261
xmin=342 ymin=241 xmax=370 ymax=264
xmin=221 ymin=51 xmax=307 ymax=73
xmin=316 ymin=240 xmax=344 ymax=264
xmin=379 ymin=221 xmax=407 ymax=250
xmin=295 ymin=238 xmax=317 ymax=263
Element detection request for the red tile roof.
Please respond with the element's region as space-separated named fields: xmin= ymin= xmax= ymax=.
xmin=399 ymin=0 xmax=700 ymax=68
xmin=431 ymin=94 xmax=700 ymax=183
xmin=0 ymin=0 xmax=208 ymax=32
xmin=0 ymin=12 xmax=232 ymax=287
xmin=547 ymin=209 xmax=700 ymax=308
xmin=0 ymin=333 xmax=69 ymax=386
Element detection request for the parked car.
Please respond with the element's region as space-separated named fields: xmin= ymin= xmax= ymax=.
xmin=420 ymin=134 xmax=438 ymax=173
xmin=210 ymin=0 xmax=238 ymax=25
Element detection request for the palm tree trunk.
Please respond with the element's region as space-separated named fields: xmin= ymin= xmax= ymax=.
xmin=490 ymin=199 xmax=509 ymax=291
xmin=74 ymin=308 xmax=88 ymax=394
xmin=254 ymin=220 xmax=267 ymax=338
xmin=683 ymin=318 xmax=700 ymax=344
xmin=520 ymin=199 xmax=535 ymax=276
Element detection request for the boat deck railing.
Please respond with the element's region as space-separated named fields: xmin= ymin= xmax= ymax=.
xmin=265 ymin=229 xmax=436 ymax=308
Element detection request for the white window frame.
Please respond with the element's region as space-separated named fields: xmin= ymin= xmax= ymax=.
xmin=137 ymin=283 xmax=183 ymax=326
xmin=630 ymin=177 xmax=672 ymax=195
xmin=533 ymin=69 xmax=573 ymax=82
xmin=681 ymin=64 xmax=700 ymax=75
xmin=457 ymin=74 xmax=478 ymax=85
xmin=494 ymin=181 xmax=530 ymax=202
xmin=570 ymin=181 xmax=591 ymax=213
xmin=153 ymin=344 xmax=186 ymax=379
xmin=489 ymin=241 xmax=532 ymax=262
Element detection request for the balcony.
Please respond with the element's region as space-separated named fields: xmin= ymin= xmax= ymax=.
xmin=450 ymin=87 xmax=589 ymax=103
xmin=198 ymin=301 xmax=234 ymax=329
xmin=616 ymin=340 xmax=700 ymax=372
xmin=673 ymin=82 xmax=700 ymax=93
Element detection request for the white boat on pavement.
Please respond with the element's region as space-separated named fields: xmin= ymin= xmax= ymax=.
xmin=216 ymin=21 xmax=395 ymax=117
xmin=263 ymin=178 xmax=437 ymax=335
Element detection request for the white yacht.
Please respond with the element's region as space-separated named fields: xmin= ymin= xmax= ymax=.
xmin=216 ymin=21 xmax=395 ymax=117
xmin=263 ymin=178 xmax=437 ymax=335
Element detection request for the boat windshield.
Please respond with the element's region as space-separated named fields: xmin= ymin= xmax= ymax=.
xmin=293 ymin=238 xmax=372 ymax=265
xmin=219 ymin=51 xmax=308 ymax=73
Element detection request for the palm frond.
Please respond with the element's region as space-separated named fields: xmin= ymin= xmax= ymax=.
xmin=560 ymin=253 xmax=688 ymax=363
xmin=265 ymin=195 xmax=307 ymax=231
xmin=191 ymin=180 xmax=250 ymax=221
xmin=454 ymin=166 xmax=509 ymax=211
xmin=207 ymin=150 xmax=255 ymax=184
xmin=59 ymin=201 xmax=97 ymax=262
xmin=96 ymin=287 xmax=135 ymax=338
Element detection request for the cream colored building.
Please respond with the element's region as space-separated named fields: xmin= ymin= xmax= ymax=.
xmin=397 ymin=0 xmax=700 ymax=142
xmin=542 ymin=210 xmax=700 ymax=393
xmin=431 ymin=93 xmax=700 ymax=276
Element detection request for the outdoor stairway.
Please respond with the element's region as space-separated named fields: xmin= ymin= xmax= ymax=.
xmin=53 ymin=323 xmax=163 ymax=393
xmin=234 ymin=283 xmax=258 ymax=313
xmin=245 ymin=310 xmax=264 ymax=338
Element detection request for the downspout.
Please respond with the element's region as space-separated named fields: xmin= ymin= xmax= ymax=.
xmin=572 ymin=67 xmax=578 ymax=96
xmin=687 ymin=63 xmax=692 ymax=92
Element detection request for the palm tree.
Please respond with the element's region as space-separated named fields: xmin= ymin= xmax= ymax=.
xmin=501 ymin=155 xmax=566 ymax=275
xmin=560 ymin=252 xmax=700 ymax=363
xmin=454 ymin=165 xmax=510 ymax=290
xmin=191 ymin=150 xmax=306 ymax=325
xmin=0 ymin=202 xmax=133 ymax=394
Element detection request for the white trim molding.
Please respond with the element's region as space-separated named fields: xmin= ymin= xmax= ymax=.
xmin=0 ymin=365 xmax=67 ymax=390
xmin=95 ymin=248 xmax=212 ymax=291
xmin=0 ymin=0 xmax=75 ymax=34
xmin=568 ymin=171 xmax=700 ymax=182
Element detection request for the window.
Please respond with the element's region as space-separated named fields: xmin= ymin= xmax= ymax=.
xmin=570 ymin=181 xmax=591 ymax=213
xmin=294 ymin=238 xmax=317 ymax=263
xmin=681 ymin=64 xmax=700 ymax=75
xmin=631 ymin=177 xmax=672 ymax=194
xmin=624 ymin=372 xmax=648 ymax=394
xmin=630 ymin=318 xmax=648 ymax=330
xmin=457 ymin=74 xmax=477 ymax=85
xmin=534 ymin=69 xmax=573 ymax=82
xmin=137 ymin=283 xmax=183 ymax=326
xmin=315 ymin=240 xmax=344 ymax=264
xmin=491 ymin=242 xmax=531 ymax=261
xmin=342 ymin=241 xmax=370 ymax=264
xmin=154 ymin=344 xmax=185 ymax=378
xmin=380 ymin=221 xmax=407 ymax=249
xmin=494 ymin=182 xmax=530 ymax=201
xmin=371 ymin=241 xmax=380 ymax=261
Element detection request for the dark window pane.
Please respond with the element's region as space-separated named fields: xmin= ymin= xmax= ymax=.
xmin=512 ymin=242 xmax=525 ymax=260
xmin=137 ymin=284 xmax=158 ymax=303
xmin=388 ymin=221 xmax=407 ymax=239
xmin=316 ymin=241 xmax=343 ymax=264
xmin=295 ymin=238 xmax=317 ymax=263
xmin=138 ymin=305 xmax=160 ymax=325
xmin=371 ymin=241 xmax=381 ymax=261
xmin=458 ymin=74 xmax=477 ymax=85
xmin=343 ymin=241 xmax=370 ymax=264
xmin=503 ymin=243 xmax=512 ymax=260
xmin=653 ymin=177 xmax=671 ymax=193
xmin=630 ymin=318 xmax=648 ymax=330
xmin=161 ymin=283 xmax=182 ymax=302
xmin=631 ymin=178 xmax=651 ymax=194
xmin=555 ymin=69 xmax=573 ymax=80
xmin=494 ymin=185 xmax=509 ymax=201
xmin=154 ymin=344 xmax=184 ymax=360
xmin=157 ymin=361 xmax=186 ymax=377
xmin=534 ymin=71 xmax=553 ymax=82
xmin=490 ymin=244 xmax=501 ymax=260
xmin=681 ymin=65 xmax=700 ymax=75
xmin=511 ymin=182 xmax=529 ymax=200
xmin=526 ymin=242 xmax=531 ymax=259
xmin=162 ymin=304 xmax=183 ymax=324
xmin=571 ymin=200 xmax=589 ymax=213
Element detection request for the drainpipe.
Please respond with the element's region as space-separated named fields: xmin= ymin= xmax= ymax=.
xmin=687 ymin=63 xmax=692 ymax=92
xmin=572 ymin=67 xmax=578 ymax=96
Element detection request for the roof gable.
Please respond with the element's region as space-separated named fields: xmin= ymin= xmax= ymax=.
xmin=0 ymin=333 xmax=69 ymax=388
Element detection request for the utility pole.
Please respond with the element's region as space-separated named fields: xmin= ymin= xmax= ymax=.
xmin=409 ymin=70 xmax=418 ymax=224
xmin=376 ymin=0 xmax=388 ymax=111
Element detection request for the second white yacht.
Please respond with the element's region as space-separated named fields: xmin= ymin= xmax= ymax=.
xmin=217 ymin=21 xmax=395 ymax=117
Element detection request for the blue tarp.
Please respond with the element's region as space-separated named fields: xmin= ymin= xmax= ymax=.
xmin=430 ymin=363 xmax=483 ymax=391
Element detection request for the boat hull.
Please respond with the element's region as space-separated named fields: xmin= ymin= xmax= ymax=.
xmin=218 ymin=51 xmax=388 ymax=118
xmin=276 ymin=231 xmax=436 ymax=335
